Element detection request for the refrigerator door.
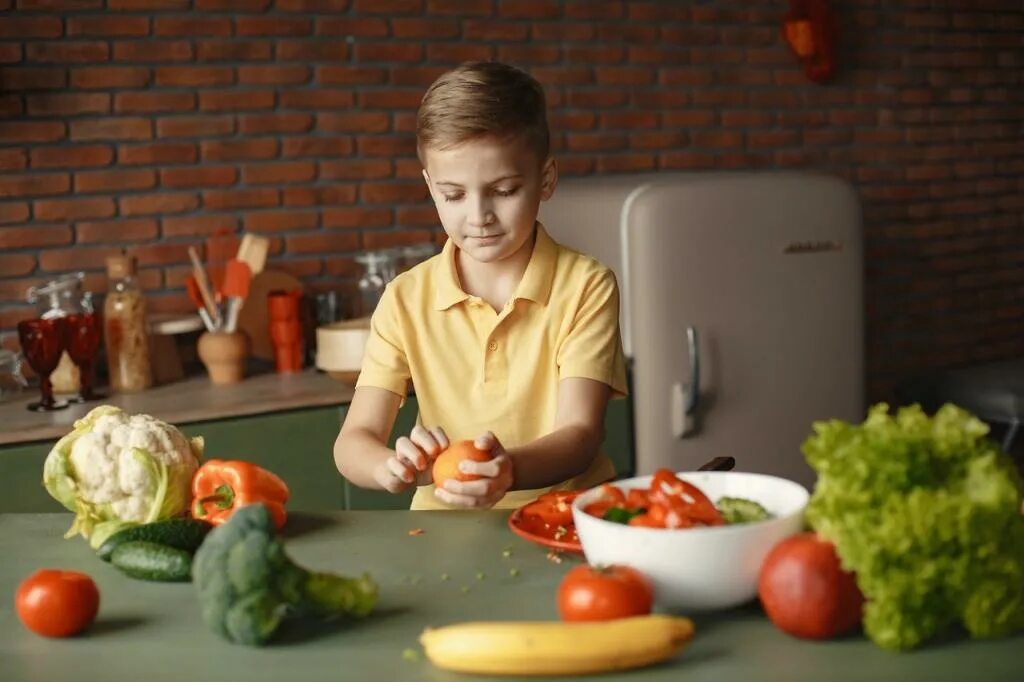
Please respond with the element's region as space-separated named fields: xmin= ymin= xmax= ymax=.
xmin=624 ymin=173 xmax=864 ymax=486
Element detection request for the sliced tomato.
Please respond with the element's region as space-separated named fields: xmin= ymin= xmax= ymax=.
xmin=523 ymin=490 xmax=579 ymax=528
xmin=626 ymin=488 xmax=650 ymax=510
xmin=650 ymin=469 xmax=725 ymax=526
xmin=628 ymin=512 xmax=665 ymax=528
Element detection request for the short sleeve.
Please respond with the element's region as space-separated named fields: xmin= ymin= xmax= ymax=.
xmin=355 ymin=283 xmax=410 ymax=398
xmin=556 ymin=268 xmax=629 ymax=399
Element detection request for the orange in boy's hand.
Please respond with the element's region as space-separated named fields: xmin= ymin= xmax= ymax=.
xmin=432 ymin=440 xmax=492 ymax=488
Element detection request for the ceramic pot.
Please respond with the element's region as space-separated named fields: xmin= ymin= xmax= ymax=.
xmin=197 ymin=331 xmax=249 ymax=385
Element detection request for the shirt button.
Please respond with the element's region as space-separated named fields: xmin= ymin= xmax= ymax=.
xmin=488 ymin=341 xmax=498 ymax=351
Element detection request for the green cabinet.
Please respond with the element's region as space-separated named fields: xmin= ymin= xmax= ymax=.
xmin=0 ymin=396 xmax=634 ymax=514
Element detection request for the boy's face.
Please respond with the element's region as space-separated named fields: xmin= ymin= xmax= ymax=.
xmin=421 ymin=136 xmax=557 ymax=265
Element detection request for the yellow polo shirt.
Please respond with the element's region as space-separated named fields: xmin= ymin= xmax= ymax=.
xmin=356 ymin=222 xmax=628 ymax=510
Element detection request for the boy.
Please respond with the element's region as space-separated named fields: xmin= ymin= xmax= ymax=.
xmin=334 ymin=61 xmax=627 ymax=510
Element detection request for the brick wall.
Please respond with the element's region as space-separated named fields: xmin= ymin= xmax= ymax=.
xmin=1 ymin=0 xmax=1022 ymax=402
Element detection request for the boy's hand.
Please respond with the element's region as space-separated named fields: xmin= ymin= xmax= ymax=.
xmin=372 ymin=425 xmax=449 ymax=493
xmin=434 ymin=431 xmax=514 ymax=509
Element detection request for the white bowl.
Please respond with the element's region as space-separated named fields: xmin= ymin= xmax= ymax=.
xmin=571 ymin=471 xmax=810 ymax=612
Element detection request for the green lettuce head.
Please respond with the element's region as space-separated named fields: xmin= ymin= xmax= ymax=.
xmin=43 ymin=405 xmax=204 ymax=548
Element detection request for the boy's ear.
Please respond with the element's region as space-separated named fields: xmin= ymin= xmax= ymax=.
xmin=539 ymin=156 xmax=558 ymax=200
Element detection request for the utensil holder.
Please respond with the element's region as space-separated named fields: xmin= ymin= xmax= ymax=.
xmin=197 ymin=331 xmax=249 ymax=385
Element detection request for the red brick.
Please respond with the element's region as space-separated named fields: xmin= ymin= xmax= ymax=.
xmin=157 ymin=115 xmax=235 ymax=138
xmin=499 ymin=44 xmax=562 ymax=64
xmin=0 ymin=67 xmax=66 ymax=91
xmin=154 ymin=16 xmax=231 ymax=36
xmin=275 ymin=0 xmax=349 ymax=10
xmin=236 ymin=17 xmax=312 ymax=36
xmin=0 ymin=17 xmax=62 ymax=39
xmin=274 ymin=258 xmax=323 ymax=278
xmin=119 ymin=142 xmax=197 ymax=165
xmin=282 ymin=185 xmax=357 ymax=206
xmin=463 ymin=20 xmax=529 ymax=41
xmin=565 ymin=133 xmax=627 ymax=152
xmin=396 ymin=205 xmax=439 ymax=225
xmin=238 ymin=65 xmax=311 ymax=85
xmin=286 ymin=231 xmax=359 ymax=254
xmin=362 ymin=229 xmax=433 ymax=250
xmin=120 ymin=192 xmax=198 ymax=216
xmin=357 ymin=90 xmax=422 ymax=110
xmin=162 ymin=214 xmax=238 ymax=237
xmin=0 ymin=121 xmax=65 ymax=144
xmin=196 ymin=0 xmax=270 ymax=9
xmin=243 ymin=161 xmax=316 ymax=185
xmin=35 ymin=197 xmax=115 ymax=221
xmin=279 ymin=89 xmax=354 ymax=110
xmin=203 ymin=188 xmax=279 ymax=210
xmin=0 ymin=95 xmax=21 ymax=117
xmin=0 ymin=149 xmax=27 ymax=172
xmin=26 ymin=93 xmax=110 ymax=116
xmin=281 ymin=136 xmax=353 ymax=158
xmin=160 ymin=166 xmax=238 ymax=189
xmin=0 ymin=223 xmax=71 ymax=247
xmin=357 ymin=135 xmax=416 ymax=157
xmin=0 ymin=45 xmax=21 ymax=63
xmin=243 ymin=210 xmax=318 ymax=233
xmin=352 ymin=0 xmax=419 ymax=10
xmin=197 ymin=40 xmax=273 ymax=62
xmin=199 ymin=90 xmax=275 ymax=112
xmin=0 ymin=173 xmax=69 ymax=199
xmin=0 ymin=203 xmax=30 ymax=225
xmin=113 ymin=41 xmax=193 ymax=62
xmin=115 ymin=92 xmax=196 ymax=115
xmin=0 ymin=255 xmax=37 ymax=279
xmin=426 ymin=43 xmax=494 ymax=63
xmin=597 ymin=155 xmax=657 ymax=173
xmin=317 ymin=112 xmax=390 ymax=134
xmin=201 ymin=139 xmax=279 ymax=162
xmin=393 ymin=158 xmax=421 ymax=178
xmin=26 ymin=42 xmax=109 ymax=63
xmin=108 ymin=0 xmax=189 ymax=8
xmin=155 ymin=66 xmax=233 ymax=87
xmin=359 ymin=182 xmax=427 ymax=204
xmin=663 ymin=110 xmax=716 ymax=127
xmin=67 ymin=16 xmax=149 ymax=37
xmin=532 ymin=23 xmax=594 ymax=41
xmin=316 ymin=66 xmax=388 ymax=85
xmin=391 ymin=66 xmax=446 ymax=86
xmin=30 ymin=145 xmax=112 ymax=169
xmin=600 ymin=111 xmax=658 ymax=129
xmin=499 ymin=0 xmax=559 ymax=16
xmin=631 ymin=131 xmax=688 ymax=149
xmin=76 ymin=218 xmax=158 ymax=243
xmin=74 ymin=169 xmax=156 ymax=193
xmin=239 ymin=113 xmax=313 ymax=135
xmin=276 ymin=41 xmax=348 ymax=62
xmin=71 ymin=118 xmax=151 ymax=142
xmin=71 ymin=66 xmax=151 ymax=89
xmin=319 ymin=159 xmax=392 ymax=180
xmin=355 ymin=43 xmax=424 ymax=62
xmin=315 ymin=17 xmax=388 ymax=37
xmin=427 ymin=0 xmax=489 ymax=14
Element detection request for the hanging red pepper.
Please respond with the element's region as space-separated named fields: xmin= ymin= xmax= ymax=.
xmin=191 ymin=459 xmax=290 ymax=529
xmin=782 ymin=0 xmax=837 ymax=84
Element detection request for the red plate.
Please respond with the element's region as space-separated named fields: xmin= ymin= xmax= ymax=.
xmin=507 ymin=505 xmax=584 ymax=555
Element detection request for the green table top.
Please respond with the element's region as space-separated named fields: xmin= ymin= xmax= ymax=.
xmin=1 ymin=512 xmax=1021 ymax=682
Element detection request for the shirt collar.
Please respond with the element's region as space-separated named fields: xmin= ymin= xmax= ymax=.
xmin=432 ymin=222 xmax=558 ymax=311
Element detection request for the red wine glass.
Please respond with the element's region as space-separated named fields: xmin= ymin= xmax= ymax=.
xmin=65 ymin=312 xmax=105 ymax=402
xmin=17 ymin=317 xmax=68 ymax=412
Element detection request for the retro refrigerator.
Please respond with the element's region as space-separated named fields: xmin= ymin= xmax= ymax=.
xmin=539 ymin=172 xmax=864 ymax=487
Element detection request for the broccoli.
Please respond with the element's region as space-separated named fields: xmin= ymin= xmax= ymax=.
xmin=192 ymin=503 xmax=378 ymax=646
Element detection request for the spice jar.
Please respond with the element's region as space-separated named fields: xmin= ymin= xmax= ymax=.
xmin=103 ymin=253 xmax=152 ymax=392
xmin=26 ymin=272 xmax=85 ymax=395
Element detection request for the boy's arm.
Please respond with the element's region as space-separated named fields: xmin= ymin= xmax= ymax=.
xmin=333 ymin=386 xmax=403 ymax=489
xmin=507 ymin=376 xmax=611 ymax=490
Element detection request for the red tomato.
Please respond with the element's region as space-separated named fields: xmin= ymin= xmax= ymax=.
xmin=557 ymin=564 xmax=654 ymax=622
xmin=758 ymin=533 xmax=864 ymax=640
xmin=16 ymin=569 xmax=100 ymax=638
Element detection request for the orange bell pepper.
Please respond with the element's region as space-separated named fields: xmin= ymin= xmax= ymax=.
xmin=191 ymin=459 xmax=289 ymax=529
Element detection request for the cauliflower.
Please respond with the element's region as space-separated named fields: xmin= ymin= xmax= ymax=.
xmin=43 ymin=405 xmax=203 ymax=548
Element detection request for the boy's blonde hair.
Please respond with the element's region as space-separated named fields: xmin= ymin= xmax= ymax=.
xmin=416 ymin=61 xmax=550 ymax=164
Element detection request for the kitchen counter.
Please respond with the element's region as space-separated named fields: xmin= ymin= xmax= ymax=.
xmin=1 ymin=512 xmax=1021 ymax=682
xmin=0 ymin=369 xmax=355 ymax=446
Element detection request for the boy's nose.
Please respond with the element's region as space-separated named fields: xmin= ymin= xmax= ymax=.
xmin=467 ymin=197 xmax=495 ymax=227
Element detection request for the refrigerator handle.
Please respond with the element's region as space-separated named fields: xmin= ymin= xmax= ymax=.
xmin=671 ymin=326 xmax=701 ymax=439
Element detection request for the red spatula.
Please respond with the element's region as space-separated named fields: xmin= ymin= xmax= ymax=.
xmin=221 ymin=259 xmax=252 ymax=333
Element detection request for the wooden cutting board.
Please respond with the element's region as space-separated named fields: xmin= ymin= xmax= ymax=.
xmin=235 ymin=270 xmax=304 ymax=360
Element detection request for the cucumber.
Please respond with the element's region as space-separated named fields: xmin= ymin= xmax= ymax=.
xmin=97 ymin=518 xmax=212 ymax=562
xmin=111 ymin=541 xmax=193 ymax=582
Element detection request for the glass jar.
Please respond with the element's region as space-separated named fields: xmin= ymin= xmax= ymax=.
xmin=355 ymin=251 xmax=392 ymax=318
xmin=103 ymin=253 xmax=152 ymax=392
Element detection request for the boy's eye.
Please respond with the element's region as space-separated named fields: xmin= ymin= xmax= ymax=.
xmin=441 ymin=193 xmax=464 ymax=203
xmin=494 ymin=187 xmax=519 ymax=197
